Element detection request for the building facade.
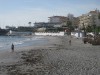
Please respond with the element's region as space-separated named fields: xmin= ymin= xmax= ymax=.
xmin=34 ymin=15 xmax=79 ymax=32
xmin=79 ymin=10 xmax=100 ymax=29
xmin=48 ymin=16 xmax=68 ymax=23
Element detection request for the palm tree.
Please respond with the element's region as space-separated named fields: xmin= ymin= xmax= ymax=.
xmin=28 ymin=22 xmax=32 ymax=27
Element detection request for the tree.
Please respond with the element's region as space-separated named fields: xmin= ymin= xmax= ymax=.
xmin=67 ymin=20 xmax=74 ymax=31
xmin=66 ymin=20 xmax=74 ymax=35
xmin=86 ymin=25 xmax=92 ymax=32
xmin=28 ymin=22 xmax=32 ymax=26
xmin=98 ymin=13 xmax=100 ymax=19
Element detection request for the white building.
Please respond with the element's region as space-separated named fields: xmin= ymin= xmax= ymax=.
xmin=48 ymin=16 xmax=68 ymax=23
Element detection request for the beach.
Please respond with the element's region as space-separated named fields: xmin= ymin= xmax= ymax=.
xmin=0 ymin=35 xmax=100 ymax=75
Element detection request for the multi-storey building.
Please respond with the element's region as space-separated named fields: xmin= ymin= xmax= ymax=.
xmin=34 ymin=15 xmax=79 ymax=32
xmin=79 ymin=10 xmax=100 ymax=28
xmin=34 ymin=16 xmax=69 ymax=28
xmin=48 ymin=16 xmax=79 ymax=27
xmin=48 ymin=16 xmax=68 ymax=23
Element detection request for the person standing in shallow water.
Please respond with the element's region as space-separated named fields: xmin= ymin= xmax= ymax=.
xmin=11 ymin=43 xmax=14 ymax=52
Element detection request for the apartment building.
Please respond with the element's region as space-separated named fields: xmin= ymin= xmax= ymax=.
xmin=34 ymin=15 xmax=79 ymax=32
xmin=48 ymin=16 xmax=68 ymax=23
xmin=79 ymin=10 xmax=100 ymax=29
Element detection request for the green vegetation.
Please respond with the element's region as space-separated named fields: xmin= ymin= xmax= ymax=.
xmin=86 ymin=26 xmax=93 ymax=32
xmin=98 ymin=13 xmax=100 ymax=19
xmin=66 ymin=20 xmax=74 ymax=31
xmin=17 ymin=26 xmax=34 ymax=32
xmin=85 ymin=26 xmax=100 ymax=34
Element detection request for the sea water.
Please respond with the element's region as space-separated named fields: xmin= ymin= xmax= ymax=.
xmin=0 ymin=36 xmax=48 ymax=51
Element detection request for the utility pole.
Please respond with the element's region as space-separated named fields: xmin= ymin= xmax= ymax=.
xmin=82 ymin=23 xmax=86 ymax=37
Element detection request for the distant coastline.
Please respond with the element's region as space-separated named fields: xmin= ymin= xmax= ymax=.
xmin=0 ymin=28 xmax=9 ymax=35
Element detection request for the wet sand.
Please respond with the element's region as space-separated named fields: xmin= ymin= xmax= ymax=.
xmin=0 ymin=35 xmax=100 ymax=75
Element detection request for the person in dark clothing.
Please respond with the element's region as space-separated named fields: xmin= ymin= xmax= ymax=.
xmin=69 ymin=40 xmax=71 ymax=45
xmin=11 ymin=43 xmax=14 ymax=52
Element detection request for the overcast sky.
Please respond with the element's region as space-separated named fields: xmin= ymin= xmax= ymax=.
xmin=0 ymin=0 xmax=100 ymax=28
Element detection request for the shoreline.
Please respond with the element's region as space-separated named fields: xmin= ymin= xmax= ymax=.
xmin=0 ymin=36 xmax=100 ymax=75
xmin=0 ymin=35 xmax=50 ymax=51
xmin=0 ymin=36 xmax=60 ymax=63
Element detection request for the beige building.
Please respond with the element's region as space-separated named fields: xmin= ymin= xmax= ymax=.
xmin=48 ymin=16 xmax=79 ymax=27
xmin=79 ymin=10 xmax=100 ymax=29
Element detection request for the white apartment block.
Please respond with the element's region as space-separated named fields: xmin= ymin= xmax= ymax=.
xmin=79 ymin=10 xmax=100 ymax=28
xmin=48 ymin=16 xmax=68 ymax=23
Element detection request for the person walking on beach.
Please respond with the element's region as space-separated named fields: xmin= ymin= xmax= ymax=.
xmin=69 ymin=39 xmax=71 ymax=45
xmin=11 ymin=43 xmax=14 ymax=52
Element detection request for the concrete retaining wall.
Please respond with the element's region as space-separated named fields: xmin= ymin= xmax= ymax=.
xmin=35 ymin=32 xmax=64 ymax=36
